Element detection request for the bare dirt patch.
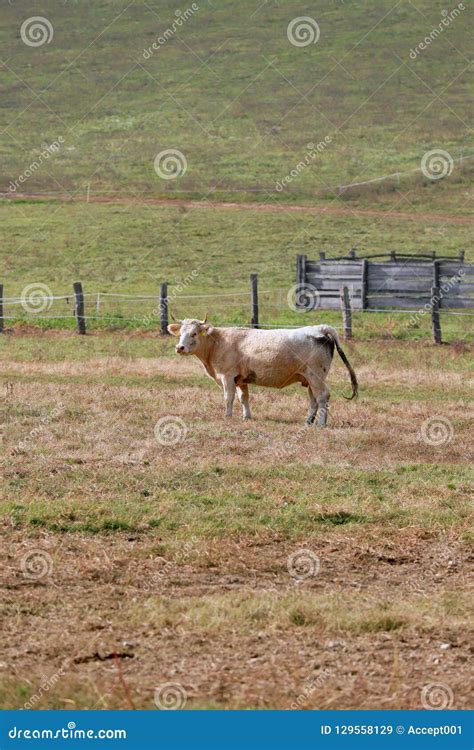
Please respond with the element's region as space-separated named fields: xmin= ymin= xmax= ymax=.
xmin=1 ymin=528 xmax=472 ymax=709
xmin=3 ymin=192 xmax=474 ymax=225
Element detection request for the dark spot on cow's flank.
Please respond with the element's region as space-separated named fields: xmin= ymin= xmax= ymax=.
xmin=310 ymin=335 xmax=334 ymax=357
xmin=244 ymin=371 xmax=257 ymax=384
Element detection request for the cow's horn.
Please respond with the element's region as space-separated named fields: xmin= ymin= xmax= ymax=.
xmin=170 ymin=312 xmax=182 ymax=323
xmin=201 ymin=312 xmax=208 ymax=324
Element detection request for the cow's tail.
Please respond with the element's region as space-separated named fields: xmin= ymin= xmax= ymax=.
xmin=320 ymin=326 xmax=358 ymax=400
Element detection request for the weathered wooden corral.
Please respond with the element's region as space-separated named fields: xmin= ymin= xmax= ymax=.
xmin=296 ymin=251 xmax=473 ymax=342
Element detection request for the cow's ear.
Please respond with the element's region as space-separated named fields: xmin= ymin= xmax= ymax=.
xmin=201 ymin=325 xmax=214 ymax=336
xmin=167 ymin=323 xmax=181 ymax=336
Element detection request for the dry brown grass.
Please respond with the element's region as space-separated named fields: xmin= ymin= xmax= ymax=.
xmin=0 ymin=333 xmax=472 ymax=709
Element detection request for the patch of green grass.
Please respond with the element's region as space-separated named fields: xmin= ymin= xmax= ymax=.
xmin=4 ymin=464 xmax=472 ymax=538
xmin=128 ymin=589 xmax=470 ymax=636
xmin=0 ymin=202 xmax=472 ymax=301
xmin=360 ymin=615 xmax=405 ymax=633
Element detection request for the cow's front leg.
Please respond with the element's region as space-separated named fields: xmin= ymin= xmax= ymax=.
xmin=237 ymin=384 xmax=251 ymax=420
xmin=221 ymin=376 xmax=236 ymax=418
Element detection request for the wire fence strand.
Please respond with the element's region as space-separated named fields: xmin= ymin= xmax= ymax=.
xmin=2 ymin=287 xmax=474 ymax=316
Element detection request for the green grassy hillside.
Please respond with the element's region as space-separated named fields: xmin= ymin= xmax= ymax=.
xmin=0 ymin=0 xmax=472 ymax=205
xmin=0 ymin=200 xmax=471 ymax=338
xmin=0 ymin=1 xmax=472 ymax=332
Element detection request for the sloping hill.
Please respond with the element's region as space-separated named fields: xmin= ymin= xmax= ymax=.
xmin=0 ymin=0 xmax=471 ymax=206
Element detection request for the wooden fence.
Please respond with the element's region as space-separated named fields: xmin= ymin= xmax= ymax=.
xmin=0 ymin=277 xmax=262 ymax=336
xmin=296 ymin=251 xmax=473 ymax=342
xmin=1 ymin=256 xmax=472 ymax=343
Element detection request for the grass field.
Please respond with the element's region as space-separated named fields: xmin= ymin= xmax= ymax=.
xmin=1 ymin=0 xmax=472 ymax=331
xmin=1 ymin=0 xmax=472 ymax=206
xmin=0 ymin=332 xmax=472 ymax=709
xmin=0 ymin=0 xmax=472 ymax=716
xmin=1 ymin=200 xmax=472 ymax=333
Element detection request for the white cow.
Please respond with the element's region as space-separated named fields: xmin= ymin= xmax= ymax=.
xmin=168 ymin=317 xmax=358 ymax=426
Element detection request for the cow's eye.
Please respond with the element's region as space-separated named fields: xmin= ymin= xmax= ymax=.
xmin=191 ymin=333 xmax=197 ymax=338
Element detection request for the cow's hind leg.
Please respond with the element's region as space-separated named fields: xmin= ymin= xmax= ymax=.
xmin=306 ymin=387 xmax=318 ymax=426
xmin=317 ymin=387 xmax=330 ymax=427
xmin=237 ymin=384 xmax=251 ymax=420
xmin=221 ymin=375 xmax=236 ymax=418
xmin=306 ymin=376 xmax=330 ymax=427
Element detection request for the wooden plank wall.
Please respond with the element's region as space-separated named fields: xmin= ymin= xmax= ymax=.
xmin=297 ymin=255 xmax=473 ymax=310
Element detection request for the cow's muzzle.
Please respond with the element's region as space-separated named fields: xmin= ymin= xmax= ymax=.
xmin=176 ymin=345 xmax=187 ymax=354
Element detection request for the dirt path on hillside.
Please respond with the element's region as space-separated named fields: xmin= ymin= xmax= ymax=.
xmin=2 ymin=191 xmax=473 ymax=224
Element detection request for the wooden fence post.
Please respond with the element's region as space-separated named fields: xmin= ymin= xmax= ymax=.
xmin=340 ymin=286 xmax=352 ymax=340
xmin=250 ymin=273 xmax=259 ymax=329
xmin=361 ymin=258 xmax=368 ymax=310
xmin=431 ymin=287 xmax=442 ymax=344
xmin=431 ymin=259 xmax=442 ymax=344
xmin=0 ymin=284 xmax=3 ymax=333
xmin=296 ymin=254 xmax=307 ymax=292
xmin=160 ymin=282 xmax=169 ymax=335
xmin=73 ymin=282 xmax=86 ymax=335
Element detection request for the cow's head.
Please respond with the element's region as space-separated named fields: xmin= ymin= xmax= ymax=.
xmin=168 ymin=315 xmax=213 ymax=355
